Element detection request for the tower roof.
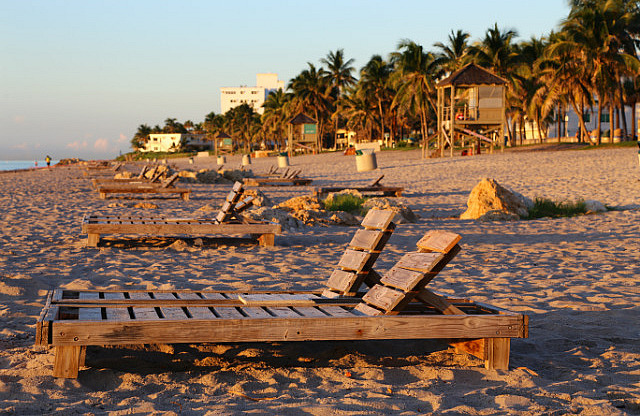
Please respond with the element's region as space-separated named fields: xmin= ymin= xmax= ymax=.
xmin=436 ymin=63 xmax=507 ymax=87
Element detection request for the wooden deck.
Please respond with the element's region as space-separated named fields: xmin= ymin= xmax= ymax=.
xmin=81 ymin=215 xmax=281 ymax=247
xmin=243 ymin=177 xmax=312 ymax=187
xmin=36 ymin=288 xmax=528 ymax=378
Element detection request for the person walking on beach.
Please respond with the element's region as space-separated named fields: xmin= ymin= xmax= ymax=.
xmin=45 ymin=155 xmax=51 ymax=167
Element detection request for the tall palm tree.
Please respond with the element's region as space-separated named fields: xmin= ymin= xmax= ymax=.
xmin=131 ymin=124 xmax=152 ymax=150
xmin=360 ymin=55 xmax=393 ymax=143
xmin=339 ymin=87 xmax=377 ymax=141
xmin=321 ymin=49 xmax=356 ymax=148
xmin=288 ymin=63 xmax=333 ymax=150
xmin=262 ymin=88 xmax=291 ymax=150
xmin=391 ymin=40 xmax=444 ymax=158
xmin=434 ymin=29 xmax=470 ymax=74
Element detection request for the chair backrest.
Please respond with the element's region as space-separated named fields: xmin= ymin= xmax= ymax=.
xmin=161 ymin=173 xmax=180 ymax=188
xmin=322 ymin=208 xmax=396 ymax=297
xmin=354 ymin=230 xmax=461 ymax=316
xmin=215 ymin=181 xmax=245 ymax=223
xmin=137 ymin=165 xmax=149 ymax=179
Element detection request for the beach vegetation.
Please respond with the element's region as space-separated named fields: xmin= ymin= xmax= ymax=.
xmin=527 ymin=198 xmax=587 ymax=219
xmin=323 ymin=194 xmax=368 ymax=215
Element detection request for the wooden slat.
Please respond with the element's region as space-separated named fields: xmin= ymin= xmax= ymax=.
xmin=417 ymin=230 xmax=461 ymax=253
xmin=160 ymin=307 xmax=187 ymax=320
xmin=265 ymin=306 xmax=300 ymax=318
xmin=318 ymin=306 xmax=355 ymax=317
xmin=348 ymin=229 xmax=384 ymax=251
xmin=200 ymin=293 xmax=229 ymax=301
xmin=52 ymin=312 xmax=526 ymax=345
xmin=187 ymin=307 xmax=217 ymax=320
xmin=360 ymin=209 xmax=394 ymax=230
xmin=128 ymin=292 xmax=153 ymax=300
xmin=326 ymin=269 xmax=358 ymax=293
xmin=211 ymin=306 xmax=245 ymax=319
xmin=132 ymin=307 xmax=159 ymax=320
xmin=379 ymin=267 xmax=425 ymax=292
xmin=293 ymin=307 xmax=327 ymax=318
xmin=416 ymin=288 xmax=465 ymax=315
xmin=394 ymin=252 xmax=443 ymax=273
xmin=78 ymin=308 xmax=102 ymax=322
xmin=105 ymin=307 xmax=130 ymax=321
xmin=78 ymin=292 xmax=100 ymax=300
xmin=353 ymin=303 xmax=384 ymax=316
xmin=103 ymin=292 xmax=126 ymax=300
xmin=175 ymin=293 xmax=202 ymax=300
xmin=337 ymin=249 xmax=371 ymax=271
xmin=153 ymin=292 xmax=177 ymax=300
xmin=361 ymin=285 xmax=406 ymax=312
xmin=241 ymin=307 xmax=272 ymax=318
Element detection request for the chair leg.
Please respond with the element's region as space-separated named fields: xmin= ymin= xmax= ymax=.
xmin=485 ymin=337 xmax=510 ymax=370
xmin=53 ymin=345 xmax=82 ymax=378
xmin=257 ymin=233 xmax=275 ymax=246
xmin=87 ymin=233 xmax=100 ymax=247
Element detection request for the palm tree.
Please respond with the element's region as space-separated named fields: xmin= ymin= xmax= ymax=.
xmin=339 ymin=87 xmax=377 ymax=141
xmin=622 ymin=76 xmax=640 ymax=140
xmin=391 ymin=40 xmax=444 ymax=158
xmin=262 ymin=88 xmax=291 ymax=150
xmin=131 ymin=124 xmax=152 ymax=150
xmin=434 ymin=29 xmax=470 ymax=74
xmin=360 ymin=55 xmax=393 ymax=144
xmin=288 ymin=63 xmax=333 ymax=150
xmin=321 ymin=49 xmax=357 ymax=148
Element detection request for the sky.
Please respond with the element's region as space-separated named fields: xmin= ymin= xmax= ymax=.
xmin=1 ymin=0 xmax=571 ymax=160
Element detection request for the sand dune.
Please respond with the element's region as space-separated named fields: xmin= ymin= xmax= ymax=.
xmin=0 ymin=147 xmax=639 ymax=415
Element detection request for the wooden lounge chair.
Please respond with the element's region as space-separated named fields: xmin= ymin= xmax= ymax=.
xmin=37 ymin=212 xmax=528 ymax=378
xmin=90 ymin=165 xmax=161 ymax=188
xmin=82 ymin=182 xmax=281 ymax=247
xmin=95 ymin=173 xmax=191 ymax=200
xmin=243 ymin=168 xmax=312 ymax=187
xmin=314 ymin=175 xmax=404 ymax=198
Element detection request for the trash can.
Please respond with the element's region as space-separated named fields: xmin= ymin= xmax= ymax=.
xmin=242 ymin=154 xmax=251 ymax=166
xmin=217 ymin=156 xmax=226 ymax=165
xmin=355 ymin=149 xmax=377 ymax=172
xmin=188 ymin=157 xmax=194 ymax=164
xmin=277 ymin=152 xmax=289 ymax=168
xmin=613 ymin=128 xmax=622 ymax=143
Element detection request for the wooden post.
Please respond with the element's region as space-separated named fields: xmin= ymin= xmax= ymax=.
xmin=485 ymin=337 xmax=510 ymax=370
xmin=257 ymin=233 xmax=275 ymax=247
xmin=87 ymin=233 xmax=100 ymax=247
xmin=53 ymin=345 xmax=82 ymax=378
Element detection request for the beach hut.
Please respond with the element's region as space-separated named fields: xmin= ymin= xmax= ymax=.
xmin=436 ymin=63 xmax=507 ymax=157
xmin=287 ymin=113 xmax=318 ymax=156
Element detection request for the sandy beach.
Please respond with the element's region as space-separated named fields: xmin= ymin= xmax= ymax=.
xmin=0 ymin=146 xmax=639 ymax=415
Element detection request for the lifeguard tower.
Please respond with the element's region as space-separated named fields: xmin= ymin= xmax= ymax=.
xmin=436 ymin=63 xmax=507 ymax=157
xmin=214 ymin=132 xmax=234 ymax=156
xmin=288 ymin=113 xmax=318 ymax=156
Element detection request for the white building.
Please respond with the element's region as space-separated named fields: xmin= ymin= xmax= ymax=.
xmin=142 ymin=133 xmax=210 ymax=153
xmin=220 ymin=73 xmax=285 ymax=115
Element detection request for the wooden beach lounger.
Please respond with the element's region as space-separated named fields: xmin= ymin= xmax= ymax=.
xmin=82 ymin=182 xmax=281 ymax=247
xmin=38 ymin=210 xmax=527 ymax=378
xmin=243 ymin=168 xmax=312 ymax=186
xmin=314 ymin=175 xmax=404 ymax=198
xmin=90 ymin=165 xmax=162 ymax=188
xmin=95 ymin=173 xmax=191 ymax=200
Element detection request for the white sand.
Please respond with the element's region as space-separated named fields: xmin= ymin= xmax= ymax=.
xmin=0 ymin=147 xmax=639 ymax=415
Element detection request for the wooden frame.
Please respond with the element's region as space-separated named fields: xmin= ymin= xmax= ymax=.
xmin=36 ymin=288 xmax=527 ymax=378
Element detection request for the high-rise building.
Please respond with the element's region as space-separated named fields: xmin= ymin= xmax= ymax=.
xmin=220 ymin=73 xmax=284 ymax=115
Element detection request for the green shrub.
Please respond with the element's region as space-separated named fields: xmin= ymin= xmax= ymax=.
xmin=323 ymin=194 xmax=367 ymax=215
xmin=528 ymin=198 xmax=587 ymax=219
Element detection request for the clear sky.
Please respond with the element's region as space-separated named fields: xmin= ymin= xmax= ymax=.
xmin=1 ymin=0 xmax=571 ymax=160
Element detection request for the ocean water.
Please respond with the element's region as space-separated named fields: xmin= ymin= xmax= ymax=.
xmin=0 ymin=160 xmax=60 ymax=171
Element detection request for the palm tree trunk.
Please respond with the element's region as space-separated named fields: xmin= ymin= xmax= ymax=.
xmin=632 ymin=100 xmax=637 ymax=141
xmin=596 ymin=100 xmax=603 ymax=145
xmin=570 ymin=98 xmax=589 ymax=144
xmin=610 ymin=104 xmax=615 ymax=141
xmin=620 ymin=104 xmax=628 ymax=139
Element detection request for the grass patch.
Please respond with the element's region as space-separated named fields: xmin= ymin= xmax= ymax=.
xmin=527 ymin=198 xmax=587 ymax=219
xmin=117 ymin=151 xmax=196 ymax=161
xmin=323 ymin=194 xmax=367 ymax=215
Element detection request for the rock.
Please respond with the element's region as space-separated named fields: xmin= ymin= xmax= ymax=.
xmin=178 ymin=170 xmax=198 ymax=183
xmin=197 ymin=204 xmax=217 ymax=213
xmin=167 ymin=239 xmax=188 ymax=251
xmin=245 ymin=207 xmax=302 ymax=231
xmin=133 ymin=202 xmax=158 ymax=209
xmin=193 ymin=238 xmax=204 ymax=247
xmin=220 ymin=169 xmax=252 ymax=182
xmin=477 ymin=210 xmax=520 ymax=222
xmin=362 ymin=197 xmax=418 ymax=224
xmin=114 ymin=171 xmax=134 ymax=179
xmin=329 ymin=211 xmax=360 ymax=226
xmin=244 ymin=189 xmax=273 ymax=207
xmin=277 ymin=195 xmax=323 ymax=212
xmin=196 ymin=169 xmax=220 ymax=184
xmin=460 ymin=178 xmax=530 ymax=220
xmin=584 ymin=199 xmax=607 ymax=213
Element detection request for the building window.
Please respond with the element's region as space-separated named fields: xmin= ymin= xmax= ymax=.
xmin=600 ymin=113 xmax=610 ymax=123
